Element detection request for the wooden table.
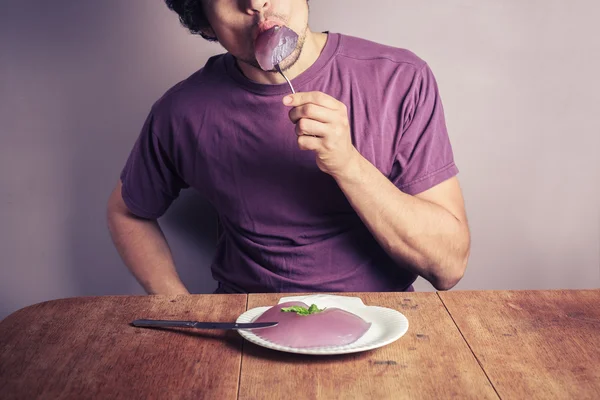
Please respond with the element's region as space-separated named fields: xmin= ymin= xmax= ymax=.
xmin=439 ymin=290 xmax=600 ymax=399
xmin=0 ymin=290 xmax=598 ymax=399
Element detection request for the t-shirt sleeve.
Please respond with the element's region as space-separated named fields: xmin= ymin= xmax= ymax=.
xmin=389 ymin=63 xmax=458 ymax=195
xmin=119 ymin=108 xmax=189 ymax=219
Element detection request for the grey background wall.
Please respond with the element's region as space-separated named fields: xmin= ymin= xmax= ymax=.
xmin=2 ymin=1 xmax=599 ymax=320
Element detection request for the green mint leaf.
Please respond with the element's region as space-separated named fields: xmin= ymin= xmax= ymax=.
xmin=308 ymin=304 xmax=323 ymax=314
xmin=281 ymin=306 xmax=310 ymax=315
xmin=281 ymin=304 xmax=325 ymax=316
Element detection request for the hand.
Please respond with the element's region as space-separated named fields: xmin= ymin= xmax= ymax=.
xmin=283 ymin=91 xmax=360 ymax=178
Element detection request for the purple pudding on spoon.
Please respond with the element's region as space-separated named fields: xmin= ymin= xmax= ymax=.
xmin=254 ymin=25 xmax=298 ymax=93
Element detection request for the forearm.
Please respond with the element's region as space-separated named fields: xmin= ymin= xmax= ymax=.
xmin=107 ymin=207 xmax=189 ymax=296
xmin=334 ymin=151 xmax=470 ymax=290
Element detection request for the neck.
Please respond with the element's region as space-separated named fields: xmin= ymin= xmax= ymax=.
xmin=237 ymin=30 xmax=328 ymax=85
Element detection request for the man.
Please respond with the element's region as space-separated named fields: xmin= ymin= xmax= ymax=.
xmin=107 ymin=0 xmax=470 ymax=295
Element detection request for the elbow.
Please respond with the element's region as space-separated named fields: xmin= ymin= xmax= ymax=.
xmin=434 ymin=226 xmax=471 ymax=290
xmin=431 ymin=270 xmax=463 ymax=291
xmin=431 ymin=247 xmax=470 ymax=291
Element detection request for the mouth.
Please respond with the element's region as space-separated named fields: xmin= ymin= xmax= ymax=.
xmin=254 ymin=19 xmax=285 ymax=41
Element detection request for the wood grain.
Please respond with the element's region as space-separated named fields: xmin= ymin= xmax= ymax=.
xmin=0 ymin=294 xmax=247 ymax=400
xmin=239 ymin=292 xmax=498 ymax=400
xmin=439 ymin=289 xmax=600 ymax=399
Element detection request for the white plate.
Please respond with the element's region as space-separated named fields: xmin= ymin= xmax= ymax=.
xmin=236 ymin=294 xmax=409 ymax=355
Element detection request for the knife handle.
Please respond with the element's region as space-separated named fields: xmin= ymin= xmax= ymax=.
xmin=132 ymin=319 xmax=196 ymax=328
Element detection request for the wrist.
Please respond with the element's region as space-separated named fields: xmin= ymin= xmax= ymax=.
xmin=147 ymin=280 xmax=189 ymax=296
xmin=332 ymin=148 xmax=365 ymax=184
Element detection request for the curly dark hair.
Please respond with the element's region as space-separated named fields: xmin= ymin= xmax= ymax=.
xmin=165 ymin=0 xmax=218 ymax=41
xmin=165 ymin=1 xmax=309 ymax=42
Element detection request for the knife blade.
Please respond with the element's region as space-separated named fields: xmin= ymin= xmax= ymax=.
xmin=131 ymin=319 xmax=278 ymax=330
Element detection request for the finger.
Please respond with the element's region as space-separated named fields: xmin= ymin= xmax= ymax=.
xmin=297 ymin=135 xmax=322 ymax=152
xmin=295 ymin=118 xmax=328 ymax=138
xmin=283 ymin=91 xmax=341 ymax=110
xmin=289 ymin=103 xmax=333 ymax=124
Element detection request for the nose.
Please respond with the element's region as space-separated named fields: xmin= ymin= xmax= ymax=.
xmin=244 ymin=0 xmax=271 ymax=15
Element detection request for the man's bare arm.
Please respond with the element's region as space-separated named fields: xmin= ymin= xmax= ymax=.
xmin=106 ymin=180 xmax=189 ymax=295
xmin=335 ymin=158 xmax=471 ymax=290
xmin=284 ymin=91 xmax=470 ymax=290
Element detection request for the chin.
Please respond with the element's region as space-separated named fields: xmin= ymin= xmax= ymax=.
xmin=278 ymin=45 xmax=303 ymax=71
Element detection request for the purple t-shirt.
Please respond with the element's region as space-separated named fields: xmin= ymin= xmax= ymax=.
xmin=120 ymin=33 xmax=458 ymax=293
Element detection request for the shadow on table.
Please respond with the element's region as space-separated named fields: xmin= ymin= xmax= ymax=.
xmin=132 ymin=325 xmax=242 ymax=352
xmin=242 ymin=340 xmax=375 ymax=363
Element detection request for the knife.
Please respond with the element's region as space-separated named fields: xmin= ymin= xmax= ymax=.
xmin=131 ymin=319 xmax=278 ymax=330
